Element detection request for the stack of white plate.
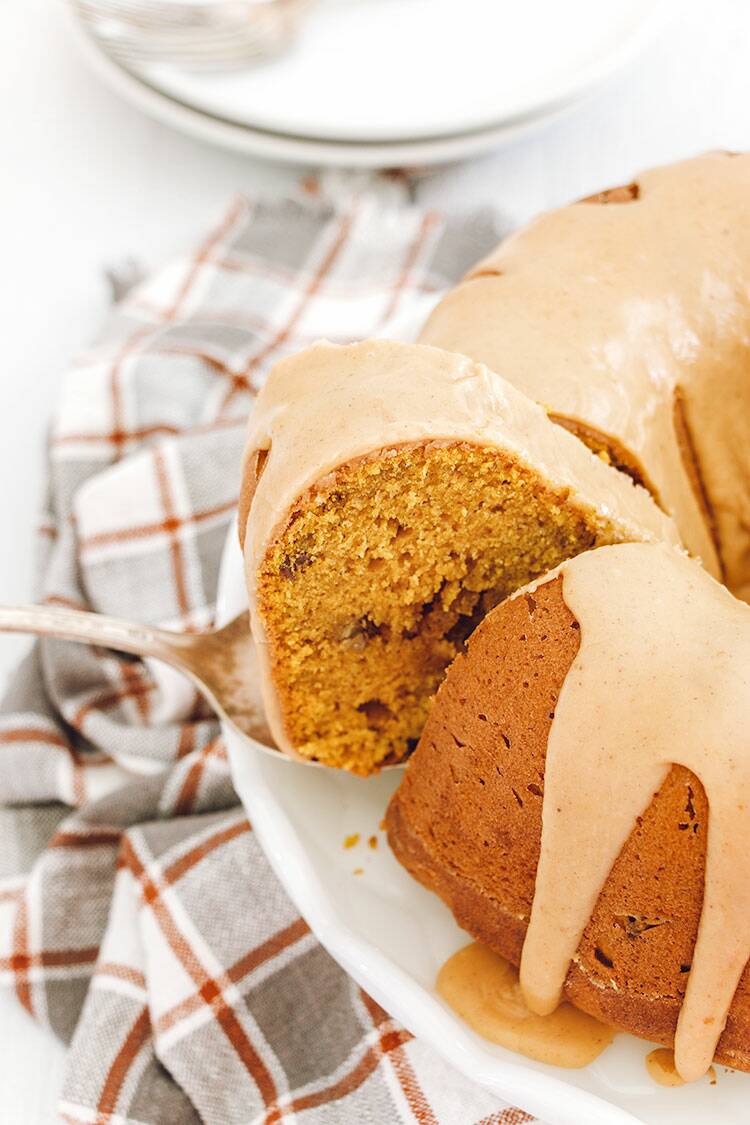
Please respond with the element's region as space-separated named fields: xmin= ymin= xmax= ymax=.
xmin=72 ymin=0 xmax=673 ymax=168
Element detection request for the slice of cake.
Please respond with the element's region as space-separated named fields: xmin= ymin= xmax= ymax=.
xmin=386 ymin=542 xmax=750 ymax=1078
xmin=239 ymin=340 xmax=679 ymax=775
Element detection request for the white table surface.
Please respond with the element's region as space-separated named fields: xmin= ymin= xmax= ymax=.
xmin=3 ymin=0 xmax=750 ymax=1120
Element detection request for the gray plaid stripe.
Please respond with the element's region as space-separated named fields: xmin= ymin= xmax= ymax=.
xmin=0 ymin=188 xmax=526 ymax=1125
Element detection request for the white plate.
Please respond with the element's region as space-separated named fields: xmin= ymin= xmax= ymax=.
xmin=68 ymin=10 xmax=585 ymax=169
xmin=124 ymin=0 xmax=671 ymax=144
xmin=217 ymin=524 xmax=747 ymax=1125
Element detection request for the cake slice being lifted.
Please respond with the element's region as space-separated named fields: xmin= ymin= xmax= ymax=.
xmin=239 ymin=340 xmax=679 ymax=774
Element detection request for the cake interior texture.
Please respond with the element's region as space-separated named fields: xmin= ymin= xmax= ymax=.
xmin=256 ymin=441 xmax=624 ymax=773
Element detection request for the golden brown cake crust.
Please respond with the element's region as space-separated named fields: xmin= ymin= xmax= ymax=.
xmin=386 ymin=576 xmax=750 ymax=1069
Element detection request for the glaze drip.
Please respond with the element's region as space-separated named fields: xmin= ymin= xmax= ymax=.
xmin=519 ymin=542 xmax=750 ymax=1081
xmin=438 ymin=943 xmax=614 ymax=1068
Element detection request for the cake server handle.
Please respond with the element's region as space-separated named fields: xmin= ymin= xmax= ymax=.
xmin=0 ymin=604 xmax=180 ymax=665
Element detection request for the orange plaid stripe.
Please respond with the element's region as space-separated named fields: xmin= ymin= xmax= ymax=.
xmin=475 ymin=1111 xmax=536 ymax=1125
xmin=163 ymin=197 xmax=247 ymax=322
xmin=153 ymin=444 xmax=191 ymax=621
xmin=95 ymin=962 xmax=147 ymax=990
xmin=120 ymin=822 xmax=279 ymax=1106
xmin=53 ymin=422 xmax=182 ymax=447
xmin=106 ymin=324 xmax=160 ymax=462
xmin=0 ymin=725 xmax=67 ymax=748
xmin=72 ymin=675 xmax=154 ymax=729
xmin=154 ymin=916 xmax=310 ymax=1036
xmin=219 ymin=209 xmax=356 ymax=417
xmin=378 ymin=210 xmax=441 ymax=328
xmin=172 ymin=736 xmax=226 ymax=816
xmin=50 ymin=829 xmax=122 ymax=849
xmin=77 ymin=496 xmax=237 ymax=553
xmin=0 ymin=725 xmax=88 ymax=804
xmin=360 ymin=990 xmax=443 ymax=1125
xmin=263 ymin=1003 xmax=414 ymax=1124
xmin=1 ymin=946 xmax=99 ymax=973
xmin=95 ymin=1006 xmax=152 ymax=1123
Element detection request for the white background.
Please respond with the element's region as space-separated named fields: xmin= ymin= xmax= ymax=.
xmin=2 ymin=0 xmax=750 ymax=1119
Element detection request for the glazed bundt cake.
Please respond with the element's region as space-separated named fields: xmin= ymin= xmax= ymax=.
xmin=420 ymin=152 xmax=750 ymax=599
xmin=239 ymin=340 xmax=677 ymax=774
xmin=386 ymin=542 xmax=750 ymax=1081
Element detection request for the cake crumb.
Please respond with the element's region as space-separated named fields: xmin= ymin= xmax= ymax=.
xmin=379 ymin=818 xmax=386 ymax=830
xmin=300 ymin=174 xmax=320 ymax=196
xmin=353 ymin=867 xmax=364 ymax=876
xmin=259 ymin=442 xmax=614 ymax=774
xmin=343 ymin=833 xmax=360 ymax=849
xmin=368 ymin=835 xmax=378 ymax=849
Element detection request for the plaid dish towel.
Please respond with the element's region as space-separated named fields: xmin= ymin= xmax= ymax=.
xmin=0 ymin=185 xmax=535 ymax=1125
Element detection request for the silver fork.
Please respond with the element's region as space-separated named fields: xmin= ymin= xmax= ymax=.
xmin=0 ymin=602 xmax=401 ymax=771
xmin=0 ymin=604 xmax=279 ymax=754
xmin=74 ymin=0 xmax=313 ymax=71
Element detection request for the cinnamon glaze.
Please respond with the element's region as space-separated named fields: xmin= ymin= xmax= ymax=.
xmin=421 ymin=152 xmax=750 ymax=599
xmin=438 ymin=943 xmax=614 ymax=1068
xmin=646 ymin=1048 xmax=686 ymax=1087
xmin=519 ymin=543 xmax=750 ymax=1081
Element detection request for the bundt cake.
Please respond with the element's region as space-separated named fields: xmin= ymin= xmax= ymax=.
xmin=420 ymin=152 xmax=750 ymax=599
xmin=239 ymin=340 xmax=677 ymax=774
xmin=386 ymin=541 xmax=750 ymax=1081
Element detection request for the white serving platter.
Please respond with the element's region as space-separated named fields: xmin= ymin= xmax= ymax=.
xmin=217 ymin=524 xmax=746 ymax=1124
xmin=121 ymin=0 xmax=672 ymax=145
xmin=68 ymin=8 xmax=589 ymax=170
